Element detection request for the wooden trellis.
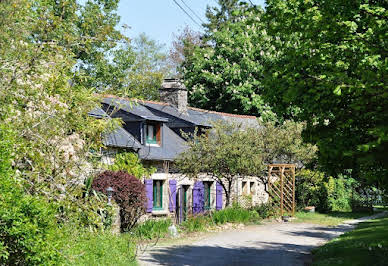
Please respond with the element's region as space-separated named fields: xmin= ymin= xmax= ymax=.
xmin=268 ymin=164 xmax=296 ymax=216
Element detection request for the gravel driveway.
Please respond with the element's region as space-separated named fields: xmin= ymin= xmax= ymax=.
xmin=139 ymin=212 xmax=386 ymax=266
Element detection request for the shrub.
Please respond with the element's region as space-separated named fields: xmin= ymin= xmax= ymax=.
xmin=92 ymin=170 xmax=147 ymax=231
xmin=0 ymin=127 xmax=60 ymax=265
xmin=107 ymin=152 xmax=156 ymax=179
xmin=295 ymin=169 xmax=326 ymax=208
xmin=133 ymin=218 xmax=172 ymax=240
xmin=251 ymin=203 xmax=277 ymax=219
xmin=320 ymin=176 xmax=356 ymax=212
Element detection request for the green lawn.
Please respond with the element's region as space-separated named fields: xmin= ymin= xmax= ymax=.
xmin=312 ymin=215 xmax=388 ymax=266
xmin=294 ymin=211 xmax=373 ymax=226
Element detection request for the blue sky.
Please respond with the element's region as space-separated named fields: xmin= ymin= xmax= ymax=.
xmin=117 ymin=0 xmax=266 ymax=50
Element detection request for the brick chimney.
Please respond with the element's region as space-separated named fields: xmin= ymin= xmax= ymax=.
xmin=160 ymin=79 xmax=188 ymax=114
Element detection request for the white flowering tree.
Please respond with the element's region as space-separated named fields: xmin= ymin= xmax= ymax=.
xmin=0 ymin=0 xmax=117 ymax=227
xmin=182 ymin=3 xmax=276 ymax=120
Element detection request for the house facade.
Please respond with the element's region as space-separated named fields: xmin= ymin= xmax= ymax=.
xmin=89 ymin=79 xmax=268 ymax=222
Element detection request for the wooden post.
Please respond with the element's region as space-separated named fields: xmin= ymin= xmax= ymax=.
xmin=292 ymin=166 xmax=295 ymax=216
xmin=268 ymin=165 xmax=271 ymax=203
xmin=280 ymin=166 xmax=284 ymax=216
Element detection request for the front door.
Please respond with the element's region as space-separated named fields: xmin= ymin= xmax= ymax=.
xmin=176 ymin=185 xmax=190 ymax=223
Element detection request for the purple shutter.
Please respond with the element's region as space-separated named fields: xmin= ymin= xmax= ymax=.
xmin=216 ymin=182 xmax=223 ymax=210
xmin=145 ymin=179 xmax=153 ymax=213
xmin=169 ymin=179 xmax=177 ymax=212
xmin=193 ymin=181 xmax=204 ymax=214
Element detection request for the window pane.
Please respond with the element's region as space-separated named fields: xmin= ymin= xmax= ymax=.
xmin=153 ymin=180 xmax=163 ymax=209
xmin=147 ymin=125 xmax=154 ymax=140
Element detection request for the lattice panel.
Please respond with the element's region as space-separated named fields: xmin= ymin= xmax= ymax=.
xmin=268 ymin=164 xmax=296 ymax=216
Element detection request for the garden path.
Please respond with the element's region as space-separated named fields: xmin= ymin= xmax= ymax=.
xmin=138 ymin=212 xmax=386 ymax=266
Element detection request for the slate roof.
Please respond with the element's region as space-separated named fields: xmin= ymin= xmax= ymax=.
xmin=92 ymin=95 xmax=260 ymax=161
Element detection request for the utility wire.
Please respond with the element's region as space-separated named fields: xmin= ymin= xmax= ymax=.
xmin=180 ymin=0 xmax=205 ymax=24
xmin=172 ymin=0 xmax=202 ymax=29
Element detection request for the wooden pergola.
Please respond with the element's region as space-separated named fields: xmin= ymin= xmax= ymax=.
xmin=268 ymin=164 xmax=296 ymax=216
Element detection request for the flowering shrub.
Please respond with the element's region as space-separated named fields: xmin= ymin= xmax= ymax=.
xmin=0 ymin=126 xmax=60 ymax=265
xmin=92 ymin=171 xmax=147 ymax=231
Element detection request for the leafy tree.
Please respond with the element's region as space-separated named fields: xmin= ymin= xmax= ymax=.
xmin=0 ymin=0 xmax=112 ymax=227
xmin=176 ymin=122 xmax=265 ymax=206
xmin=204 ymin=0 xmax=246 ymax=33
xmin=176 ymin=120 xmax=316 ymax=206
xmin=183 ymin=3 xmax=276 ymax=120
xmin=169 ymin=26 xmax=202 ymax=77
xmin=107 ymin=33 xmax=172 ymax=100
xmin=263 ymin=0 xmax=388 ymax=186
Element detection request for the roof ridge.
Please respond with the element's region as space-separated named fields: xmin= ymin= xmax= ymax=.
xmin=188 ymin=106 xmax=257 ymax=119
xmin=98 ymin=94 xmax=257 ymax=119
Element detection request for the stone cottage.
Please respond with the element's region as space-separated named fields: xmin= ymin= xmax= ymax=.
xmin=89 ymin=79 xmax=268 ymax=222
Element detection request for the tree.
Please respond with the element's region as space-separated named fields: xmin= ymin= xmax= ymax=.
xmin=176 ymin=120 xmax=316 ymax=206
xmin=263 ymin=0 xmax=388 ymax=186
xmin=107 ymin=33 xmax=172 ymax=100
xmin=176 ymin=122 xmax=265 ymax=206
xmin=169 ymin=26 xmax=202 ymax=77
xmin=0 ymin=0 xmax=112 ymax=227
xmin=204 ymin=0 xmax=246 ymax=33
xmin=182 ymin=3 xmax=276 ymax=120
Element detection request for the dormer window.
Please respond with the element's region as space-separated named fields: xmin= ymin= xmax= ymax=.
xmin=145 ymin=123 xmax=161 ymax=145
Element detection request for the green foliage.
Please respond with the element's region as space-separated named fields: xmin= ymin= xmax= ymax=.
xmin=263 ymin=0 xmax=388 ymax=185
xmin=60 ymin=228 xmax=136 ymax=266
xmin=0 ymin=126 xmax=60 ymax=265
xmin=211 ymin=204 xmax=259 ymax=224
xmin=0 ymin=0 xmax=114 ymax=228
xmin=251 ymin=203 xmax=277 ymax=219
xmin=176 ymin=121 xmax=266 ymax=206
xmin=180 ymin=215 xmax=212 ymax=233
xmin=323 ymin=177 xmax=355 ymax=212
xmin=296 ymin=169 xmax=361 ymax=213
xmin=107 ymin=152 xmax=156 ymax=179
xmin=177 ymin=120 xmax=316 ymax=206
xmin=107 ymin=33 xmax=173 ymax=100
xmin=313 ymin=216 xmax=388 ymax=265
xmin=133 ymin=218 xmax=172 ymax=240
xmin=296 ymin=169 xmax=326 ymax=208
xmin=183 ymin=3 xmax=275 ymax=119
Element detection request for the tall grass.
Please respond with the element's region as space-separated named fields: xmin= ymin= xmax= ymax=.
xmin=60 ymin=229 xmax=136 ymax=266
xmin=133 ymin=218 xmax=172 ymax=240
xmin=211 ymin=206 xmax=259 ymax=224
xmin=180 ymin=215 xmax=211 ymax=232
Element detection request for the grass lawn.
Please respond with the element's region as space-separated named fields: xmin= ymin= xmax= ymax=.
xmin=293 ymin=211 xmax=373 ymax=226
xmin=312 ymin=215 xmax=388 ymax=266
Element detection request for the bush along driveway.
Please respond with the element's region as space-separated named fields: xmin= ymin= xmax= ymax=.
xmin=138 ymin=212 xmax=387 ymax=266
